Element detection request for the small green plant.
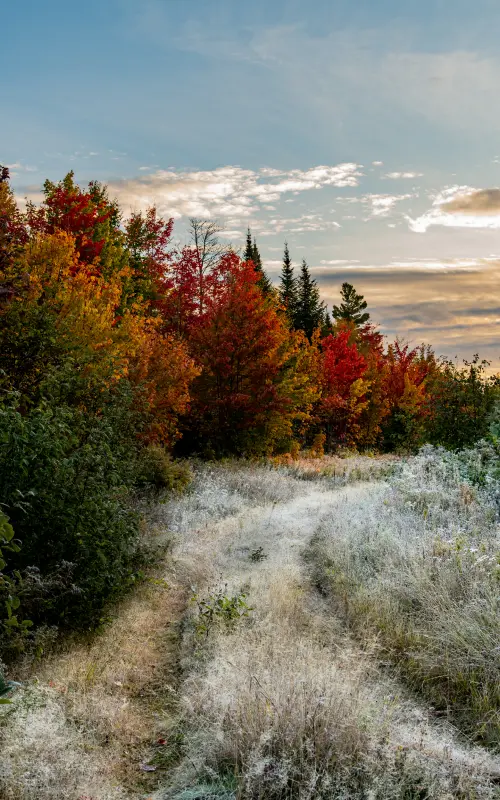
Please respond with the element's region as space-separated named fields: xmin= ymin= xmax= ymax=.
xmin=0 ymin=671 xmax=12 ymax=704
xmin=192 ymin=583 xmax=253 ymax=638
xmin=0 ymin=511 xmax=32 ymax=657
xmin=249 ymin=546 xmax=267 ymax=562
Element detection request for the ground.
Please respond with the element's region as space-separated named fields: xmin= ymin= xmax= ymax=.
xmin=1 ymin=455 xmax=499 ymax=799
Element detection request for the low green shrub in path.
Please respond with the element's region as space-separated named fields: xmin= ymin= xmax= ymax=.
xmin=191 ymin=583 xmax=252 ymax=638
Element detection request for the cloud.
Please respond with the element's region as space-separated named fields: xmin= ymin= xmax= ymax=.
xmin=364 ymin=193 xmax=413 ymax=217
xmin=308 ymin=255 xmax=500 ymax=367
xmin=335 ymin=192 xmax=414 ymax=219
xmin=6 ymin=162 xmax=38 ymax=174
xmin=382 ymin=171 xmax=423 ymax=179
xmin=105 ymin=163 xmax=363 ymax=219
xmin=320 ymin=259 xmax=361 ymax=265
xmin=408 ymin=185 xmax=500 ymax=232
xmin=441 ymin=188 xmax=500 ymax=214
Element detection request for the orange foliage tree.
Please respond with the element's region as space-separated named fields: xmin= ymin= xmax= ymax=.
xmin=183 ymin=255 xmax=319 ymax=455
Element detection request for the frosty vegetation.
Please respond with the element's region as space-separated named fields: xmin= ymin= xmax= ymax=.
xmin=3 ymin=449 xmax=499 ymax=799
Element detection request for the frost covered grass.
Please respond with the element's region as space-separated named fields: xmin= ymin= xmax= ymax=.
xmin=161 ymin=570 xmax=500 ymax=800
xmin=3 ymin=453 xmax=500 ymax=799
xmin=154 ymin=457 xmax=500 ymax=798
xmin=0 ymin=538 xmax=187 ymax=799
xmin=308 ymin=443 xmax=500 ymax=748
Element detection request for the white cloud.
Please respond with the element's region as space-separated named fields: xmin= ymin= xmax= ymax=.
xmin=407 ymin=185 xmax=500 ymax=232
xmin=7 ymin=162 xmax=38 ymax=174
xmin=382 ymin=171 xmax=423 ymax=179
xmin=320 ymin=259 xmax=361 ymax=265
xmin=106 ymin=163 xmax=363 ymax=219
xmin=372 ymin=161 xmax=384 ymax=166
xmin=363 ymin=193 xmax=413 ymax=217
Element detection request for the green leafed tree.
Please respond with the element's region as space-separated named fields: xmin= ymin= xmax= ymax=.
xmin=332 ymin=282 xmax=370 ymax=326
xmin=279 ymin=242 xmax=298 ymax=323
xmin=295 ymin=259 xmax=325 ymax=341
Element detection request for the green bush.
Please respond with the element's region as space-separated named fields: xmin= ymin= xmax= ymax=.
xmin=0 ymin=511 xmax=32 ymax=658
xmin=136 ymin=444 xmax=192 ymax=494
xmin=0 ymin=392 xmax=140 ymax=651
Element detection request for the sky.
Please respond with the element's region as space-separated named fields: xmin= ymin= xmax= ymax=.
xmin=3 ymin=0 xmax=500 ymax=366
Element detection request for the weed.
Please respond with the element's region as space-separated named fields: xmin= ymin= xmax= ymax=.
xmin=191 ymin=583 xmax=253 ymax=638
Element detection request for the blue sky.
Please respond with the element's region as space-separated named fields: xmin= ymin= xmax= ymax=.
xmin=4 ymin=0 xmax=500 ymax=365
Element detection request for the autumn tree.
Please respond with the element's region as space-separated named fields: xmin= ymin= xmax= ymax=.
xmin=318 ymin=329 xmax=369 ymax=450
xmin=25 ymin=172 xmax=122 ymax=273
xmin=381 ymin=341 xmax=437 ymax=451
xmin=0 ymin=167 xmax=28 ymax=281
xmin=185 ymin=254 xmax=317 ymax=455
xmin=332 ymin=282 xmax=370 ymax=326
xmin=124 ymin=207 xmax=174 ymax=308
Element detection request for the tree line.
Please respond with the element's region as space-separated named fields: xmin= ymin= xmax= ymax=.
xmin=0 ymin=168 xmax=497 ymax=657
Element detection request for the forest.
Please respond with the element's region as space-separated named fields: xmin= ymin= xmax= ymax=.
xmin=0 ymin=165 xmax=498 ymax=658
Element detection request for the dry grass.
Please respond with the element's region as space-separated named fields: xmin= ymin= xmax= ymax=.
xmin=0 ymin=534 xmax=188 ymax=800
xmin=3 ymin=455 xmax=499 ymax=799
xmin=307 ymin=445 xmax=500 ymax=748
xmin=162 ymin=567 xmax=500 ymax=799
xmin=152 ymin=462 xmax=500 ymax=798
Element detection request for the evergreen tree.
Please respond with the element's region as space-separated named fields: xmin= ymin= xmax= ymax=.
xmin=279 ymin=242 xmax=298 ymax=322
xmin=244 ymin=228 xmax=272 ymax=294
xmin=244 ymin=228 xmax=253 ymax=262
xmin=332 ymin=282 xmax=370 ymax=326
xmin=295 ymin=259 xmax=325 ymax=341
xmin=321 ymin=309 xmax=334 ymax=338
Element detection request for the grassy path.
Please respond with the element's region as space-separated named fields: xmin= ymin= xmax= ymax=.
xmin=2 ymin=459 xmax=500 ymax=799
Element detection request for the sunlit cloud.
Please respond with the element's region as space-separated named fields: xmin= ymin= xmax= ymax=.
xmin=408 ymin=185 xmax=500 ymax=231
xmin=382 ymin=171 xmax=423 ymax=179
xmin=366 ymin=193 xmax=413 ymax=217
xmin=104 ymin=163 xmax=363 ymax=219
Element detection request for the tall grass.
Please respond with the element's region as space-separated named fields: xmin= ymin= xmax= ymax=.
xmin=307 ymin=443 xmax=500 ymax=747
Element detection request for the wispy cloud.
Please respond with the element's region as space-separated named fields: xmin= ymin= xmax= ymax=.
xmin=320 ymin=259 xmax=361 ymax=266
xmin=382 ymin=171 xmax=423 ymax=179
xmin=106 ymin=163 xmax=363 ymax=219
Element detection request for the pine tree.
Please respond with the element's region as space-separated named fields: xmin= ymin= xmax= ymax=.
xmin=320 ymin=309 xmax=334 ymax=338
xmin=295 ymin=259 xmax=325 ymax=341
xmin=332 ymin=282 xmax=370 ymax=326
xmin=244 ymin=228 xmax=272 ymax=294
xmin=279 ymin=242 xmax=298 ymax=323
xmin=244 ymin=228 xmax=253 ymax=262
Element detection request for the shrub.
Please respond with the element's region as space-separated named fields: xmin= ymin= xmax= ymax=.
xmin=0 ymin=511 xmax=32 ymax=658
xmin=136 ymin=444 xmax=192 ymax=494
xmin=0 ymin=392 xmax=140 ymax=651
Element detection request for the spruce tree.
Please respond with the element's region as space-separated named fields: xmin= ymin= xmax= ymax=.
xmin=332 ymin=282 xmax=370 ymax=326
xmin=321 ymin=309 xmax=334 ymax=338
xmin=244 ymin=228 xmax=272 ymax=294
xmin=295 ymin=259 xmax=325 ymax=341
xmin=244 ymin=228 xmax=253 ymax=262
xmin=279 ymin=242 xmax=298 ymax=322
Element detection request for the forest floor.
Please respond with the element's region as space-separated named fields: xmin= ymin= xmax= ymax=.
xmin=1 ymin=455 xmax=500 ymax=799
